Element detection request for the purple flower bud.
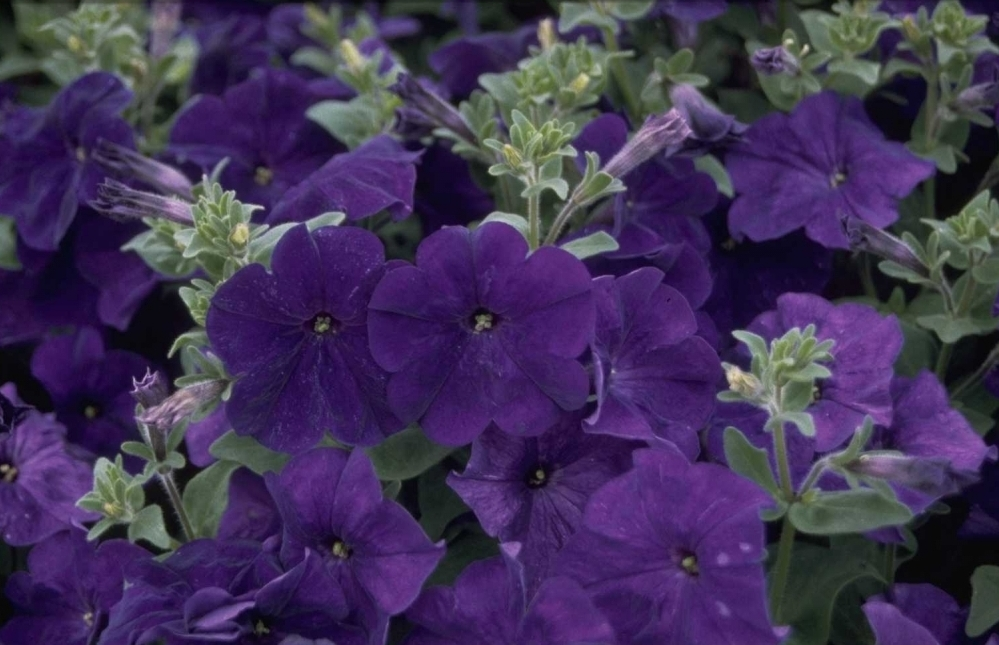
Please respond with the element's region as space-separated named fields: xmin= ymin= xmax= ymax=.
xmin=150 ymin=0 xmax=182 ymax=59
xmin=846 ymin=452 xmax=980 ymax=497
xmin=139 ymin=379 xmax=226 ymax=433
xmin=389 ymin=72 xmax=478 ymax=143
xmin=842 ymin=216 xmax=929 ymax=278
xmin=131 ymin=369 xmax=169 ymax=409
xmin=953 ymin=79 xmax=999 ymax=113
xmin=750 ymin=45 xmax=801 ymax=76
xmin=91 ymin=139 xmax=193 ymax=199
xmin=668 ymin=84 xmax=747 ymax=154
xmin=0 ymin=390 xmax=30 ymax=434
xmin=90 ymin=179 xmax=194 ymax=225
xmin=602 ymin=108 xmax=690 ymax=179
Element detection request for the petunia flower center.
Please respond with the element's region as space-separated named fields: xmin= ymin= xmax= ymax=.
xmin=83 ymin=402 xmax=101 ymax=420
xmin=254 ymin=619 xmax=270 ymax=636
xmin=526 ymin=465 xmax=550 ymax=489
xmin=719 ymin=237 xmax=738 ymax=252
xmin=308 ymin=312 xmax=339 ymax=336
xmin=75 ymin=146 xmax=87 ymax=163
xmin=829 ymin=167 xmax=848 ymax=188
xmin=330 ymin=538 xmax=353 ymax=559
xmin=0 ymin=463 xmax=17 ymax=483
xmin=82 ymin=611 xmax=94 ymax=627
xmin=469 ymin=308 xmax=499 ymax=333
xmin=254 ymin=166 xmax=273 ymax=186
xmin=681 ymin=554 xmax=699 ymax=576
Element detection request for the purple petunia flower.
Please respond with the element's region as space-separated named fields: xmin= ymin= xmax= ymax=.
xmin=0 ymin=404 xmax=97 ymax=546
xmin=266 ymin=448 xmax=445 ymax=616
xmin=367 ymin=222 xmax=595 ymax=446
xmin=0 ymin=72 xmax=134 ymax=251
xmin=860 ymin=583 xmax=996 ymax=645
xmin=267 ymin=135 xmax=421 ymax=224
xmin=169 ymin=68 xmax=343 ymax=212
xmin=429 ymin=24 xmax=537 ymax=98
xmin=218 ymin=468 xmax=282 ymax=542
xmin=555 ymin=446 xmax=780 ymax=645
xmin=726 ymin=91 xmax=934 ymax=248
xmin=586 ymin=268 xmax=721 ymax=457
xmin=30 ymin=328 xmax=149 ymax=459
xmin=100 ymin=538 xmax=357 ymax=645
xmin=746 ymin=293 xmax=903 ymax=452
xmin=403 ymin=544 xmax=616 ymax=645
xmin=206 ymin=224 xmax=401 ymax=452
xmin=414 ymin=143 xmax=494 ymax=234
xmin=652 ymin=0 xmax=728 ymax=22
xmin=447 ymin=414 xmax=636 ymax=592
xmin=0 ymin=531 xmax=149 ymax=645
xmin=189 ymin=14 xmax=271 ymax=96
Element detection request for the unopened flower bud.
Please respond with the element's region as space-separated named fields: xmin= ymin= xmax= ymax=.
xmin=90 ymin=179 xmax=194 ymax=225
xmin=230 ymin=223 xmax=250 ymax=249
xmin=846 ymin=453 xmax=980 ymax=497
xmin=538 ymin=18 xmax=558 ymax=50
xmin=339 ymin=39 xmax=365 ymax=73
xmin=842 ymin=216 xmax=929 ymax=278
xmin=139 ymin=379 xmax=227 ymax=433
xmin=67 ymin=35 xmax=85 ymax=54
xmin=131 ymin=369 xmax=169 ymax=409
xmin=149 ymin=0 xmax=182 ymax=59
xmin=92 ymin=139 xmax=193 ymax=199
xmin=502 ymin=143 xmax=524 ymax=168
xmin=602 ymin=108 xmax=690 ymax=179
xmin=388 ymin=73 xmax=477 ymax=143
xmin=750 ymin=45 xmax=801 ymax=76
xmin=568 ymin=73 xmax=591 ymax=94
xmin=953 ymin=79 xmax=999 ymax=113
xmin=724 ymin=365 xmax=764 ymax=399
xmin=668 ymin=84 xmax=747 ymax=154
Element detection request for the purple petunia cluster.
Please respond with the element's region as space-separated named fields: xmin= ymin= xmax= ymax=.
xmin=4 ymin=1 xmax=999 ymax=645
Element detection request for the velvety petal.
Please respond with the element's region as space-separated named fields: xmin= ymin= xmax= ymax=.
xmin=862 ymin=600 xmax=941 ymax=645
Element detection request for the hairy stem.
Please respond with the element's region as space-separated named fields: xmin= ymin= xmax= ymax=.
xmin=159 ymin=471 xmax=194 ymax=542
xmin=601 ymin=27 xmax=641 ymax=123
xmin=770 ymin=517 xmax=797 ymax=623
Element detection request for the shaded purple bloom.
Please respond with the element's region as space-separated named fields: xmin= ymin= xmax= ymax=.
xmin=861 ymin=584 xmax=980 ymax=645
xmin=843 ymin=371 xmax=991 ymax=514
xmin=184 ymin=405 xmax=231 ymax=467
xmin=748 ymin=293 xmax=903 ymax=452
xmin=267 ymin=135 xmax=420 ymax=224
xmin=90 ymin=180 xmax=194 ymax=224
xmin=368 ymin=222 xmax=595 ymax=446
xmin=72 ymin=210 xmax=162 ymax=330
xmin=704 ymin=202 xmax=834 ymax=342
xmin=0 ymin=531 xmax=149 ymax=645
xmin=30 ymin=327 xmax=150 ymax=459
xmin=169 ymin=68 xmax=343 ymax=212
xmin=189 ymin=14 xmax=270 ymax=96
xmin=726 ymin=91 xmax=934 ymax=248
xmin=447 ymin=414 xmax=636 ymax=592
xmin=555 ymin=447 xmax=779 ymax=645
xmin=218 ymin=468 xmax=282 ymax=542
xmin=414 ymin=143 xmax=494 ymax=234
xmin=0 ymin=387 xmax=30 ymax=433
xmin=429 ymin=24 xmax=537 ymax=98
xmin=390 ymin=73 xmax=477 ymax=143
xmin=586 ymin=268 xmax=720 ymax=457
xmin=404 ymin=545 xmax=616 ymax=645
xmin=844 ymin=215 xmax=928 ymax=278
xmin=266 ymin=448 xmax=445 ymax=615
xmin=131 ymin=368 xmax=169 ymax=409
xmin=0 ymin=72 xmax=133 ymax=251
xmin=574 ymin=113 xmax=717 ymax=259
xmin=0 ymin=407 xmax=97 ymax=546
xmin=207 ymin=224 xmax=401 ymax=452
xmin=652 ymin=0 xmax=728 ymax=22
xmin=668 ymin=84 xmax=747 ymax=155
xmin=100 ymin=538 xmax=354 ymax=645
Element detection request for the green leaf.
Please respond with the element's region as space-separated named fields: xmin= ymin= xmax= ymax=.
xmin=827 ymin=58 xmax=881 ymax=88
xmin=480 ymin=212 xmax=530 ymax=239
xmin=607 ymin=1 xmax=654 ymax=20
xmin=967 ymin=565 xmax=999 ymax=636
xmin=424 ymin=528 xmax=498 ymax=588
xmin=780 ymin=411 xmax=817 ymax=438
xmin=779 ymin=541 xmax=885 ymax=645
xmin=418 ymin=463 xmax=471 ymax=541
xmin=973 ymin=258 xmax=999 ymax=284
xmin=127 ymin=505 xmax=173 ymax=549
xmin=557 ymin=3 xmax=618 ymax=33
xmin=693 ymin=155 xmax=733 ymax=198
xmin=209 ymin=431 xmax=289 ymax=476
xmin=723 ymin=427 xmax=780 ymax=498
xmin=306 ymin=98 xmax=383 ymax=149
xmin=916 ymin=313 xmax=997 ymax=343
xmin=182 ymin=460 xmax=241 ymax=539
xmin=788 ymin=489 xmax=913 ymax=535
xmin=0 ymin=216 xmax=20 ymax=270
xmin=559 ymin=231 xmax=620 ymax=260
xmin=364 ymin=425 xmax=454 ymax=481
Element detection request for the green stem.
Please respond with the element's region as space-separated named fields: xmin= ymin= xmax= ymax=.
xmin=937 ymin=263 xmax=981 ymax=380
xmin=924 ymin=176 xmax=936 ymax=221
xmin=772 ymin=421 xmax=795 ymax=502
xmin=883 ymin=543 xmax=897 ymax=590
xmin=770 ymin=517 xmax=796 ymax=623
xmin=777 ymin=0 xmax=789 ymax=34
xmin=544 ymin=195 xmax=581 ymax=246
xmin=923 ymin=62 xmax=939 ymax=222
xmin=952 ymin=342 xmax=999 ymax=399
xmin=934 ymin=342 xmax=954 ymax=380
xmin=527 ymin=187 xmax=541 ymax=250
xmin=159 ymin=471 xmax=194 ymax=542
xmin=860 ymin=253 xmax=877 ymax=299
xmin=601 ymin=27 xmax=641 ymax=123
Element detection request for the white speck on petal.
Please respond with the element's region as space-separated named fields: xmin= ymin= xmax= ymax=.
xmin=716 ymin=601 xmax=732 ymax=617
xmin=716 ymin=552 xmax=730 ymax=566
xmin=738 ymin=542 xmax=753 ymax=553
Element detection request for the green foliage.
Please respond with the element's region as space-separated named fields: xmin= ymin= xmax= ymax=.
xmin=365 ymin=425 xmax=455 ymax=481
xmin=209 ymin=431 xmax=290 ymax=476
xmin=967 ymin=565 xmax=999 ymax=636
xmin=559 ymin=230 xmax=619 ymax=260
xmin=788 ymin=489 xmax=913 ymax=535
xmin=182 ymin=460 xmax=241 ymax=539
xmin=0 ymin=216 xmax=21 ymax=271
xmin=723 ymin=427 xmax=782 ymax=501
